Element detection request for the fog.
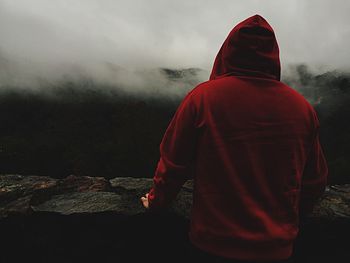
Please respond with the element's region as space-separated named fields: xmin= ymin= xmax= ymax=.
xmin=0 ymin=0 xmax=349 ymax=92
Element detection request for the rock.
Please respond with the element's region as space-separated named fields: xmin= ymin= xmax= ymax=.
xmin=33 ymin=192 xmax=124 ymax=215
xmin=0 ymin=174 xmax=111 ymax=218
xmin=311 ymin=185 xmax=350 ymax=219
xmin=1 ymin=195 xmax=34 ymax=216
xmin=1 ymin=174 xmax=349 ymax=220
xmin=0 ymin=174 xmax=58 ymax=217
xmin=57 ymin=174 xmax=111 ymax=193
xmin=0 ymin=174 xmax=58 ymax=204
xmin=0 ymin=174 xmax=349 ymax=262
xmin=110 ymin=176 xmax=153 ymax=192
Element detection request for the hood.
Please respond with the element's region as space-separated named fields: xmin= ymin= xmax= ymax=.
xmin=209 ymin=14 xmax=280 ymax=81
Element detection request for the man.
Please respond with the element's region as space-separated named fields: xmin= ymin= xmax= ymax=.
xmin=140 ymin=14 xmax=328 ymax=262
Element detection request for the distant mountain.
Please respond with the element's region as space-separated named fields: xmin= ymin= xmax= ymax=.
xmin=159 ymin=67 xmax=206 ymax=80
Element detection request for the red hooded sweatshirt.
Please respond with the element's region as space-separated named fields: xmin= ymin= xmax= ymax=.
xmin=147 ymin=14 xmax=328 ymax=261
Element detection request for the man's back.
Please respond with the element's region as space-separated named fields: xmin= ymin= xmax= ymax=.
xmin=188 ymin=74 xmax=327 ymax=261
xmin=146 ymin=14 xmax=328 ymax=262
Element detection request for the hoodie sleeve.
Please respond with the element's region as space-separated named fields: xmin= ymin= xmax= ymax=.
xmin=147 ymin=90 xmax=199 ymax=210
xmin=299 ymin=110 xmax=329 ymax=217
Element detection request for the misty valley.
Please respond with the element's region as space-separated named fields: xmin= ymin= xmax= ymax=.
xmin=0 ymin=65 xmax=348 ymax=184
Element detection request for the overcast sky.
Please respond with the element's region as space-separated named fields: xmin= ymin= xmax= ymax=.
xmin=0 ymin=0 xmax=349 ymax=86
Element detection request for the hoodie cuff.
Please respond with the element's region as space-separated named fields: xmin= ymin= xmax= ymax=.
xmin=147 ymin=187 xmax=168 ymax=211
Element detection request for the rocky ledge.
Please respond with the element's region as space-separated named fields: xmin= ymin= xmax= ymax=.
xmin=0 ymin=174 xmax=349 ymax=262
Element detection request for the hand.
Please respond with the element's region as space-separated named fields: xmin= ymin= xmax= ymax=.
xmin=140 ymin=193 xmax=149 ymax=209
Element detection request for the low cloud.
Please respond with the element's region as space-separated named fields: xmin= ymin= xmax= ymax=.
xmin=0 ymin=0 xmax=349 ymax=94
